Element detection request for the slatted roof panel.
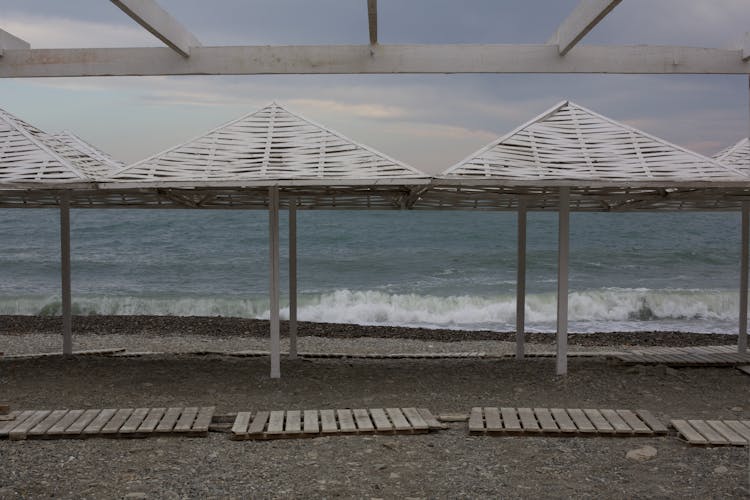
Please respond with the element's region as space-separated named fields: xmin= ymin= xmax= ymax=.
xmin=110 ymin=102 xmax=428 ymax=185
xmin=442 ymin=101 xmax=748 ymax=186
xmin=51 ymin=131 xmax=124 ymax=175
xmin=714 ymin=138 xmax=749 ymax=173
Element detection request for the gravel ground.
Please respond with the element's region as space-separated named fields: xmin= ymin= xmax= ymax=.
xmin=1 ymin=317 xmax=749 ymax=498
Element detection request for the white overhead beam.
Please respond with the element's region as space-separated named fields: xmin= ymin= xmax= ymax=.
xmin=548 ymin=0 xmax=622 ymax=56
xmin=110 ymin=0 xmax=200 ymax=57
xmin=0 ymin=28 xmax=30 ymax=57
xmin=368 ymin=0 xmax=378 ymax=45
xmin=1 ymin=44 xmax=749 ymax=77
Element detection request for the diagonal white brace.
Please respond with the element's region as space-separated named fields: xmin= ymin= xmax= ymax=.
xmin=110 ymin=0 xmax=200 ymax=57
xmin=548 ymin=0 xmax=622 ymax=56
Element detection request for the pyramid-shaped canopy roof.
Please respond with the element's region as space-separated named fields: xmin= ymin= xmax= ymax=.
xmin=442 ymin=101 xmax=747 ymax=186
xmin=714 ymin=138 xmax=749 ymax=172
xmin=111 ymin=102 xmax=427 ymax=186
xmin=51 ymin=131 xmax=124 ymax=173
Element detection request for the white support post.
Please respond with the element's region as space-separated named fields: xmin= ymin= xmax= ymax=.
xmin=60 ymin=193 xmax=72 ymax=356
xmin=556 ymin=188 xmax=570 ymax=375
xmin=516 ymin=200 xmax=527 ymax=359
xmin=288 ymin=197 xmax=298 ymax=359
xmin=741 ymin=203 xmax=749 ymax=354
xmin=367 ymin=0 xmax=378 ymax=45
xmin=269 ymin=186 xmax=281 ymax=378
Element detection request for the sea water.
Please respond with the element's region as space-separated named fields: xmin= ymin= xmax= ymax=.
xmin=0 ymin=209 xmax=744 ymax=334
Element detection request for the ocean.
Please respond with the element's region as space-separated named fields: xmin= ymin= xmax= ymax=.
xmin=0 ymin=209 xmax=744 ymax=334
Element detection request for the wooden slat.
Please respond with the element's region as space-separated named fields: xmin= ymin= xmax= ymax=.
xmin=266 ymin=410 xmax=285 ymax=436
xmin=417 ymin=408 xmax=445 ymax=430
xmin=369 ymin=408 xmax=393 ymax=432
xmin=583 ymin=409 xmax=615 ymax=434
xmin=247 ymin=411 xmax=270 ymax=437
xmin=706 ymin=420 xmax=747 ymax=446
xmin=385 ymin=408 xmax=411 ymax=433
xmin=352 ymin=409 xmax=375 ymax=433
xmin=517 ymin=407 xmax=540 ymax=432
xmin=101 ymin=408 xmax=132 ymax=435
xmin=9 ymin=410 xmax=51 ymax=440
xmin=616 ymin=409 xmax=651 ymax=434
xmin=44 ymin=409 xmax=84 ymax=436
xmin=284 ymin=410 xmax=302 ymax=435
xmin=119 ymin=407 xmax=150 ymax=435
xmin=336 ymin=409 xmax=357 ymax=434
xmin=83 ymin=409 xmax=117 ymax=435
xmin=723 ymin=421 xmax=750 ymax=442
xmin=534 ymin=408 xmax=559 ymax=432
xmin=688 ymin=419 xmax=728 ymax=445
xmin=483 ymin=407 xmax=502 ymax=432
xmin=64 ymin=409 xmax=101 ymax=436
xmin=402 ymin=407 xmax=429 ymax=431
xmin=320 ymin=410 xmax=338 ymax=434
xmin=173 ymin=407 xmax=199 ymax=433
xmin=550 ymin=408 xmax=577 ymax=433
xmin=27 ymin=410 xmax=69 ymax=437
xmin=737 ymin=365 xmax=750 ymax=376
xmin=137 ymin=408 xmax=166 ymax=434
xmin=0 ymin=410 xmax=34 ymax=437
xmin=599 ymin=409 xmax=631 ymax=434
xmin=500 ymin=407 xmax=522 ymax=432
xmin=567 ymin=409 xmax=596 ymax=433
xmin=671 ymin=419 xmax=708 ymax=444
xmin=155 ymin=407 xmax=182 ymax=433
xmin=468 ymin=407 xmax=484 ymax=433
xmin=231 ymin=411 xmax=252 ymax=437
xmin=303 ymin=410 xmax=319 ymax=434
xmin=636 ymin=409 xmax=668 ymax=434
xmin=191 ymin=407 xmax=215 ymax=435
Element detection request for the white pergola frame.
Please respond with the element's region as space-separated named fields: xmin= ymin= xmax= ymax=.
xmin=1 ymin=0 xmax=749 ymax=378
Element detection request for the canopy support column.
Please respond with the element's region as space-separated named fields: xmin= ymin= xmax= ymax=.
xmin=288 ymin=197 xmax=298 ymax=360
xmin=556 ymin=188 xmax=570 ymax=375
xmin=516 ymin=200 xmax=527 ymax=359
xmin=60 ymin=192 xmax=72 ymax=356
xmin=269 ymin=186 xmax=281 ymax=378
xmin=740 ymin=202 xmax=749 ymax=354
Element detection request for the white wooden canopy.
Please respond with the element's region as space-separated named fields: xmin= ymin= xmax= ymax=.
xmin=715 ymin=137 xmax=750 ymax=173
xmin=424 ymin=101 xmax=750 ymax=212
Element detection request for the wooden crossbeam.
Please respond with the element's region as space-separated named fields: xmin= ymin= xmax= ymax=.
xmin=548 ymin=0 xmax=622 ymax=55
xmin=110 ymin=0 xmax=200 ymax=57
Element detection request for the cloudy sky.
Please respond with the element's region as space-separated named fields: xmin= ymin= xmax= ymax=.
xmin=0 ymin=0 xmax=748 ymax=174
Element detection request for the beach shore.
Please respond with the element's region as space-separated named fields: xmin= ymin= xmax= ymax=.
xmin=1 ymin=315 xmax=748 ymax=498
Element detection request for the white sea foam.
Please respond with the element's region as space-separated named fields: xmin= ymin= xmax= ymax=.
xmin=0 ymin=288 xmax=743 ymax=333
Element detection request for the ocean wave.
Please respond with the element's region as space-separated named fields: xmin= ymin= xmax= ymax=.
xmin=0 ymin=288 xmax=743 ymax=333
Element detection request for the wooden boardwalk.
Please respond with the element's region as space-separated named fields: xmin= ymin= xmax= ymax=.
xmin=231 ymin=407 xmax=445 ymax=440
xmin=671 ymin=419 xmax=750 ymax=446
xmin=0 ymin=407 xmax=214 ymax=440
xmin=468 ymin=407 xmax=668 ymax=436
xmin=613 ymin=345 xmax=750 ymax=366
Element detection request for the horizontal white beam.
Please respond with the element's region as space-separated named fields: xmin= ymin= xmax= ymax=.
xmin=368 ymin=0 xmax=378 ymax=45
xmin=0 ymin=44 xmax=749 ymax=77
xmin=110 ymin=0 xmax=200 ymax=57
xmin=0 ymin=28 xmax=30 ymax=57
xmin=549 ymin=0 xmax=622 ymax=56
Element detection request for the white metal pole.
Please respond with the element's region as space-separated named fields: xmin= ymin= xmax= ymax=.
xmin=289 ymin=197 xmax=298 ymax=359
xmin=556 ymin=187 xmax=570 ymax=375
xmin=60 ymin=192 xmax=72 ymax=356
xmin=516 ymin=200 xmax=527 ymax=359
xmin=269 ymin=186 xmax=281 ymax=378
xmin=740 ymin=202 xmax=749 ymax=354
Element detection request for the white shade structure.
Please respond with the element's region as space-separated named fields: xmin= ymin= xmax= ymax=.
xmin=714 ymin=137 xmax=749 ymax=173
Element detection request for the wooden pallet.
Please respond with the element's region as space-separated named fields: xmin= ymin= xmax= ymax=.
xmin=613 ymin=345 xmax=750 ymax=366
xmin=671 ymin=419 xmax=750 ymax=446
xmin=737 ymin=366 xmax=750 ymax=376
xmin=2 ymin=348 xmax=126 ymax=360
xmin=468 ymin=407 xmax=668 ymax=436
xmin=0 ymin=407 xmax=214 ymax=440
xmin=231 ymin=407 xmax=444 ymax=440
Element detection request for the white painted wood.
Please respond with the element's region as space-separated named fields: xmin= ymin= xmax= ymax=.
xmin=548 ymin=0 xmax=622 ymax=56
xmin=368 ymin=0 xmax=378 ymax=45
xmin=0 ymin=28 xmax=30 ymax=57
xmin=741 ymin=202 xmax=749 ymax=354
xmin=2 ymin=45 xmax=749 ymax=78
xmin=110 ymin=0 xmax=200 ymax=57
xmin=714 ymin=137 xmax=749 ymax=173
xmin=60 ymin=192 xmax=72 ymax=356
xmin=743 ymin=33 xmax=750 ymax=62
xmin=288 ymin=197 xmax=298 ymax=359
xmin=516 ymin=200 xmax=527 ymax=359
xmin=557 ymin=187 xmax=570 ymax=375
xmin=269 ymin=186 xmax=281 ymax=378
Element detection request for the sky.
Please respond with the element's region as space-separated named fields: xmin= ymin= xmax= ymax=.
xmin=0 ymin=0 xmax=748 ymax=174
